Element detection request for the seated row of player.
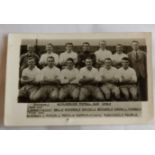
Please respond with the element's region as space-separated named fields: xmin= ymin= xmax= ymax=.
xmin=19 ymin=56 xmax=138 ymax=102
xmin=20 ymin=41 xmax=129 ymax=71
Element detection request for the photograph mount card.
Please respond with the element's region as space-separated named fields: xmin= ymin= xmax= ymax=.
xmin=4 ymin=32 xmax=153 ymax=126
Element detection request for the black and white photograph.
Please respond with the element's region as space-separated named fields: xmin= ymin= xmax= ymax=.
xmin=18 ymin=39 xmax=147 ymax=103
xmin=4 ymin=33 xmax=153 ymax=126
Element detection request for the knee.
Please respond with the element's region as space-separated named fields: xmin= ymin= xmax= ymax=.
xmin=79 ymin=94 xmax=86 ymax=101
xmin=49 ymin=92 xmax=58 ymax=100
xmin=72 ymin=90 xmax=79 ymax=100
xmin=130 ymin=92 xmax=138 ymax=100
xmin=124 ymin=94 xmax=129 ymax=99
xmin=122 ymin=91 xmax=129 ymax=100
xmin=105 ymin=92 xmax=110 ymax=99
xmin=115 ymin=93 xmax=120 ymax=99
xmin=19 ymin=92 xmax=25 ymax=98
xmin=79 ymin=88 xmax=87 ymax=101
xmin=79 ymin=92 xmax=86 ymax=101
xmin=103 ymin=90 xmax=110 ymax=100
xmin=72 ymin=94 xmax=79 ymax=100
xmin=59 ymin=91 xmax=66 ymax=100
xmin=18 ymin=91 xmax=27 ymax=102
xmin=132 ymin=95 xmax=138 ymax=101
xmin=29 ymin=93 xmax=40 ymax=102
xmin=113 ymin=90 xmax=120 ymax=99
xmin=130 ymin=89 xmax=138 ymax=100
xmin=96 ymin=92 xmax=104 ymax=100
xmin=19 ymin=89 xmax=26 ymax=98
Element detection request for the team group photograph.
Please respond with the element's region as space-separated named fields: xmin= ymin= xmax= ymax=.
xmin=18 ymin=40 xmax=147 ymax=102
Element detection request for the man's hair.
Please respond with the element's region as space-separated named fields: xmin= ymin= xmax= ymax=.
xmin=132 ymin=40 xmax=139 ymax=44
xmin=122 ymin=57 xmax=129 ymax=61
xmin=116 ymin=44 xmax=123 ymax=47
xmin=27 ymin=57 xmax=35 ymax=62
xmin=65 ymin=42 xmax=73 ymax=47
xmin=47 ymin=56 xmax=55 ymax=61
xmin=105 ymin=58 xmax=112 ymax=61
xmin=116 ymin=44 xmax=123 ymax=51
xmin=47 ymin=43 xmax=54 ymax=47
xmin=82 ymin=42 xmax=90 ymax=46
xmin=99 ymin=40 xmax=106 ymax=44
xmin=85 ymin=56 xmax=92 ymax=61
xmin=66 ymin=58 xmax=74 ymax=63
xmin=27 ymin=45 xmax=34 ymax=51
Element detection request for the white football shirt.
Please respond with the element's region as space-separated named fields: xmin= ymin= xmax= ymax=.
xmin=99 ymin=66 xmax=119 ymax=81
xmin=39 ymin=52 xmax=59 ymax=65
xmin=59 ymin=51 xmax=78 ymax=65
xmin=95 ymin=49 xmax=112 ymax=62
xmin=22 ymin=66 xmax=41 ymax=82
xmin=79 ymin=67 xmax=99 ymax=81
xmin=41 ymin=66 xmax=60 ymax=81
xmin=60 ymin=68 xmax=79 ymax=84
xmin=112 ymin=53 xmax=128 ymax=64
xmin=118 ymin=67 xmax=137 ymax=82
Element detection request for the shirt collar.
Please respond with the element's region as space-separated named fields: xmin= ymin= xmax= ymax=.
xmin=105 ymin=66 xmax=112 ymax=70
xmin=47 ymin=52 xmax=54 ymax=55
xmin=85 ymin=67 xmax=93 ymax=71
xmin=116 ymin=52 xmax=123 ymax=55
xmin=132 ymin=49 xmax=140 ymax=53
xmin=28 ymin=66 xmax=36 ymax=71
xmin=65 ymin=50 xmax=73 ymax=54
xmin=67 ymin=67 xmax=75 ymax=71
xmin=99 ymin=48 xmax=107 ymax=52
xmin=47 ymin=66 xmax=55 ymax=69
xmin=122 ymin=67 xmax=130 ymax=71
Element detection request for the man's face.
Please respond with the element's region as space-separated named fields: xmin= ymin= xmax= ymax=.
xmin=28 ymin=59 xmax=35 ymax=68
xmin=67 ymin=60 xmax=74 ymax=69
xmin=47 ymin=58 xmax=55 ymax=67
xmin=82 ymin=43 xmax=89 ymax=52
xmin=104 ymin=59 xmax=112 ymax=69
xmin=66 ymin=44 xmax=73 ymax=52
xmin=116 ymin=45 xmax=123 ymax=54
xmin=27 ymin=46 xmax=34 ymax=55
xmin=85 ymin=59 xmax=92 ymax=68
xmin=46 ymin=44 xmax=53 ymax=53
xmin=122 ymin=60 xmax=129 ymax=69
xmin=132 ymin=42 xmax=139 ymax=51
xmin=99 ymin=41 xmax=106 ymax=49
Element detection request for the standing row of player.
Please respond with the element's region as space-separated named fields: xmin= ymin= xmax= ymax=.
xmin=20 ymin=41 xmax=129 ymax=70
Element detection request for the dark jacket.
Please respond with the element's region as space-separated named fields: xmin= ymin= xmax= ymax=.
xmin=20 ymin=53 xmax=39 ymax=70
xmin=128 ymin=50 xmax=146 ymax=78
xmin=78 ymin=51 xmax=96 ymax=68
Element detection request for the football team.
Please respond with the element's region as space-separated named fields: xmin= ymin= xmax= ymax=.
xmin=19 ymin=40 xmax=146 ymax=102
